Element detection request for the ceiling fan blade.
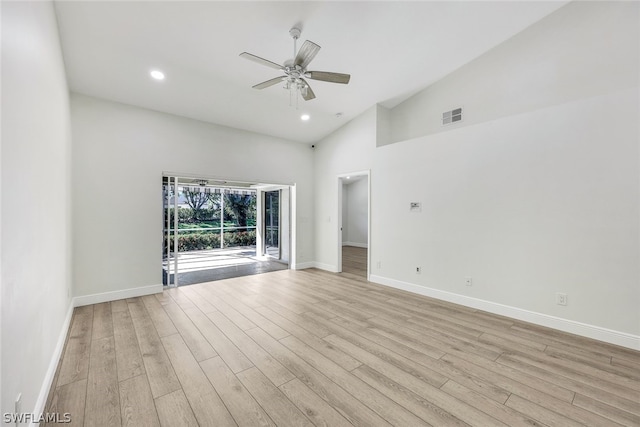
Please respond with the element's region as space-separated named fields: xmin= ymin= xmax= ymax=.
xmin=252 ymin=76 xmax=286 ymax=89
xmin=300 ymin=79 xmax=316 ymax=101
xmin=239 ymin=52 xmax=283 ymax=70
xmin=294 ymin=40 xmax=321 ymax=68
xmin=307 ymin=71 xmax=351 ymax=84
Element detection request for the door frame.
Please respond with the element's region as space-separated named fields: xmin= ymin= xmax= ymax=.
xmin=256 ymin=184 xmax=293 ymax=268
xmin=162 ymin=172 xmax=297 ymax=283
xmin=337 ymin=170 xmax=371 ymax=279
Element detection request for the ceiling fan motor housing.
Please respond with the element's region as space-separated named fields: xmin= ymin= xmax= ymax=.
xmin=289 ymin=27 xmax=301 ymax=40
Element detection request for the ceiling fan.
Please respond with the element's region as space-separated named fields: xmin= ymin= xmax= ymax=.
xmin=240 ymin=27 xmax=350 ymax=101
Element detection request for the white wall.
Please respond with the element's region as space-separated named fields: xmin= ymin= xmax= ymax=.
xmin=314 ymin=107 xmax=376 ymax=271
xmin=314 ymin=1 xmax=640 ymax=345
xmin=71 ymin=94 xmax=314 ymax=298
xmin=343 ymin=179 xmax=368 ymax=247
xmin=1 ymin=0 xmax=73 ymax=416
xmin=387 ymin=1 xmax=639 ymax=145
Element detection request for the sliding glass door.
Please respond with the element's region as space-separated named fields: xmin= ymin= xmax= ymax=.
xmin=163 ymin=175 xmax=262 ymax=286
xmin=264 ymin=190 xmax=280 ymax=259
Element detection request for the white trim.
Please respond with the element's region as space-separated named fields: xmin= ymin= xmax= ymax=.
xmin=342 ymin=242 xmax=368 ymax=249
xmin=337 ymin=170 xmax=371 ymax=279
xmin=293 ymin=261 xmax=316 ymax=270
xmin=31 ymin=302 xmax=74 ymax=427
xmin=73 ymin=284 xmax=163 ymax=307
xmin=311 ymin=262 xmax=340 ymax=273
xmin=369 ymin=274 xmax=640 ymax=351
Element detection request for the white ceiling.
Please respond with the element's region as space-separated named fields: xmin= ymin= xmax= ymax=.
xmin=54 ymin=1 xmax=567 ymax=144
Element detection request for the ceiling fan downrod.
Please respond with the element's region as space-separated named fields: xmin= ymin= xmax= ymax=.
xmin=289 ymin=27 xmax=301 ymax=59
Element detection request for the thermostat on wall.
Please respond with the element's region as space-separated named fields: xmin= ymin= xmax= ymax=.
xmin=410 ymin=202 xmax=422 ymax=212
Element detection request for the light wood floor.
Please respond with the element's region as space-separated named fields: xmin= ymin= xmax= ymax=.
xmin=342 ymin=246 xmax=367 ymax=278
xmin=44 ymin=269 xmax=640 ymax=426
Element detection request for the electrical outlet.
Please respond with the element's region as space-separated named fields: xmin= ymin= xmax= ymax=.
xmin=416 ymin=266 xmax=421 ymax=274
xmin=556 ymin=293 xmax=568 ymax=306
xmin=376 ymin=261 xmax=381 ymax=269
xmin=465 ymin=277 xmax=472 ymax=286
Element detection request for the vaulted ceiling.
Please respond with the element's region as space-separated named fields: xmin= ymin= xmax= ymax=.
xmin=54 ymin=1 xmax=568 ymax=143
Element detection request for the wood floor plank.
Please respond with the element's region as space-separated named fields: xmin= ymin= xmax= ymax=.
xmin=165 ymin=287 xmax=197 ymax=310
xmin=153 ymin=291 xmax=175 ymax=307
xmin=57 ymin=306 xmax=93 ymax=386
xmin=510 ymin=324 xmax=637 ymax=364
xmin=371 ymin=316 xmax=502 ymax=361
xmin=382 ymin=298 xmax=485 ymax=340
xmin=206 ymin=311 xmax=295 ymax=386
xmin=573 ymin=393 xmax=640 ymax=427
xmin=91 ymin=302 xmax=113 ymax=341
xmin=499 ymin=351 xmax=639 ymax=402
xmin=213 ymin=291 xmax=290 ymax=339
xmin=279 ymin=378 xmax=354 ymax=427
xmin=321 ymin=320 xmax=449 ymax=390
xmin=155 ymin=389 xmax=199 ymax=427
xmin=439 ymin=346 xmax=575 ymax=403
xmin=505 ymin=394 xmax=584 ymax=427
xmin=440 ymin=380 xmax=544 ymax=427
xmin=327 ymin=315 xmax=508 ymax=402
xmin=129 ymin=302 xmax=181 ymax=398
xmin=255 ymin=305 xmax=361 ymax=371
xmin=237 ymin=367 xmax=314 ymax=427
xmin=545 ymin=345 xmax=639 ymax=381
xmin=342 ymin=246 xmax=367 ymax=278
xmin=245 ymin=326 xmax=393 ymax=426
xmin=183 ymin=306 xmax=254 ymax=373
xmin=44 ymin=379 xmax=87 ymax=427
xmin=279 ymin=334 xmax=430 ymax=427
xmin=351 ymin=365 xmax=467 ymax=427
xmin=142 ymin=294 xmax=178 ymax=337
xmin=324 ymin=334 xmax=508 ymax=426
xmin=498 ymin=352 xmax=640 ymax=416
xmin=111 ymin=306 xmax=145 ymax=382
xmin=111 ymin=299 xmax=128 ymax=312
xmin=194 ymin=285 xmax=257 ymax=330
xmin=200 ymin=356 xmax=276 ymax=427
xmin=262 ymin=300 xmax=333 ymax=337
xmin=440 ymin=352 xmax=579 ymax=410
xmin=161 ymin=333 xmax=236 ymax=426
xmin=84 ymin=336 xmax=120 ymax=427
xmin=542 ymin=346 xmax=640 ymax=391
xmin=307 ymin=310 xmax=445 ymax=361
xmin=161 ymin=300 xmax=217 ymax=361
xmin=180 ymin=284 xmax=217 ymax=313
xmin=119 ymin=374 xmax=160 ymax=427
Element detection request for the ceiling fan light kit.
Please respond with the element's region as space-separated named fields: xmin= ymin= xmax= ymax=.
xmin=240 ymin=27 xmax=351 ymax=107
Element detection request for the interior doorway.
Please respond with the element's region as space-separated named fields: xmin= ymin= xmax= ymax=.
xmin=163 ymin=175 xmax=292 ymax=286
xmin=337 ymin=171 xmax=370 ymax=279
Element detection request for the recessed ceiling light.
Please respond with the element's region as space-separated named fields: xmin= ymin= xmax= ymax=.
xmin=301 ymin=114 xmax=310 ymax=121
xmin=150 ymin=70 xmax=165 ymax=80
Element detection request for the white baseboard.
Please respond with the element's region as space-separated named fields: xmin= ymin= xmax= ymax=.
xmin=342 ymin=242 xmax=368 ymax=248
xmin=31 ymin=301 xmax=74 ymax=427
xmin=369 ymin=274 xmax=640 ymax=351
xmin=73 ymin=284 xmax=163 ymax=307
xmin=293 ymin=261 xmax=316 ymax=270
xmin=312 ymin=262 xmax=340 ymax=273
